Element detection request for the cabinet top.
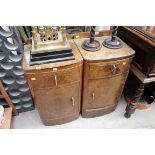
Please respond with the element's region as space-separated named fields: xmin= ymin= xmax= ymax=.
xmin=23 ymin=40 xmax=83 ymax=71
xmin=74 ymin=36 xmax=135 ymax=61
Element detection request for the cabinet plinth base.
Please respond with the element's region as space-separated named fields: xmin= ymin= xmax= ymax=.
xmin=81 ymin=106 xmax=116 ymax=118
xmin=41 ymin=113 xmax=80 ymax=126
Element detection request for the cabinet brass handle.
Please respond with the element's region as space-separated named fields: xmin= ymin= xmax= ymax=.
xmin=92 ymin=92 xmax=95 ymax=100
xmin=71 ymin=97 xmax=75 ymax=106
xmin=111 ymin=64 xmax=117 ymax=74
xmin=72 ymin=33 xmax=79 ymax=39
xmin=89 ymin=93 xmax=95 ymax=104
xmin=54 ymin=74 xmax=58 ymax=86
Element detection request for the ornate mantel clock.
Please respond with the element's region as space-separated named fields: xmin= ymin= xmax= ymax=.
xmin=30 ymin=26 xmax=75 ymax=65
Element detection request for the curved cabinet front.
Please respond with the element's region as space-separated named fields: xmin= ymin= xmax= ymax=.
xmin=82 ymin=58 xmax=133 ymax=118
xmin=34 ymin=82 xmax=81 ymax=125
xmin=26 ymin=63 xmax=82 ymax=125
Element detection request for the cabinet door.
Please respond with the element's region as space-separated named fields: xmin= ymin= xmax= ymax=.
xmin=34 ymin=82 xmax=80 ymax=122
xmin=86 ymin=73 xmax=128 ymax=109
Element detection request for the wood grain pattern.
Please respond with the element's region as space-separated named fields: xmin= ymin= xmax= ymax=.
xmin=74 ymin=36 xmax=135 ymax=61
xmin=75 ymin=36 xmax=135 ymax=118
xmin=34 ymin=82 xmax=80 ymax=125
xmin=131 ymin=64 xmax=155 ymax=83
xmin=81 ymin=60 xmax=132 ymax=118
xmin=26 ymin=65 xmax=81 ymax=90
xmin=23 ymin=41 xmax=83 ymax=125
xmin=88 ymin=58 xmax=132 ymax=79
xmin=118 ymin=26 xmax=155 ymax=77
xmin=118 ymin=26 xmax=155 ymax=118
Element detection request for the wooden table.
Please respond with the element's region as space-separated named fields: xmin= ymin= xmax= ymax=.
xmin=124 ymin=64 xmax=155 ymax=118
xmin=118 ymin=26 xmax=155 ymax=118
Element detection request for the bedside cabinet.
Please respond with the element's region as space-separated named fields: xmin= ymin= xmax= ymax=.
xmin=23 ymin=40 xmax=83 ymax=125
xmin=74 ymin=36 xmax=135 ymax=118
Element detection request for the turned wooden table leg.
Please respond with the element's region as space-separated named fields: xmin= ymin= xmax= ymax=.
xmin=124 ymin=83 xmax=144 ymax=118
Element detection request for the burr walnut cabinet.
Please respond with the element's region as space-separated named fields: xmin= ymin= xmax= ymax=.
xmin=23 ymin=40 xmax=83 ymax=125
xmin=74 ymin=36 xmax=135 ymax=118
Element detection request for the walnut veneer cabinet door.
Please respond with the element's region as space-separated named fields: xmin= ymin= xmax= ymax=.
xmin=34 ymin=82 xmax=81 ymax=125
xmin=74 ymin=37 xmax=135 ymax=118
xmin=23 ymin=41 xmax=83 ymax=125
